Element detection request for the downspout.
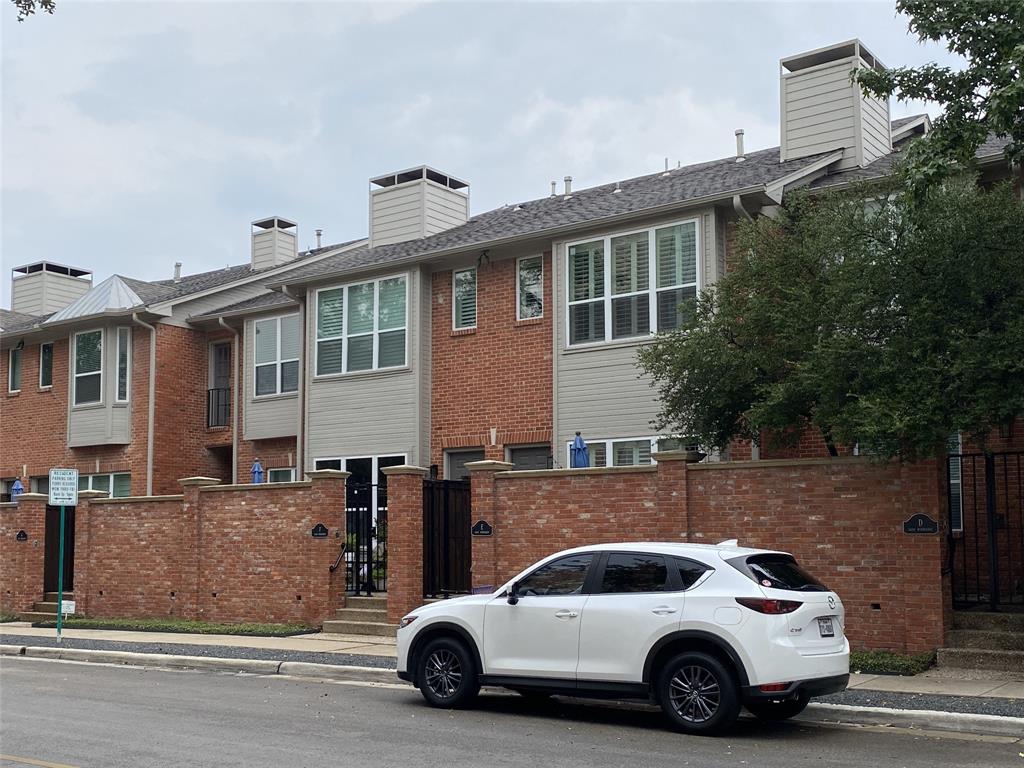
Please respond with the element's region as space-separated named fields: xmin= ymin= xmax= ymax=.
xmin=218 ymin=317 xmax=240 ymax=485
xmin=732 ymin=194 xmax=754 ymax=222
xmin=280 ymin=286 xmax=304 ymax=478
xmin=132 ymin=313 xmax=157 ymax=496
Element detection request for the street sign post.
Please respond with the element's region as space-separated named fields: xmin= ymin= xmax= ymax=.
xmin=48 ymin=468 xmax=79 ymax=644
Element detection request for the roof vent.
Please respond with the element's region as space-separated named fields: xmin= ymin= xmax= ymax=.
xmin=251 ymin=217 xmax=298 ymax=271
xmin=10 ymin=261 xmax=92 ymax=316
xmin=368 ymin=166 xmax=469 ymax=248
xmin=735 ymin=129 xmax=746 ymax=162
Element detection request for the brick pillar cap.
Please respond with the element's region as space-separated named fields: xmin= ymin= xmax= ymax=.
xmin=380 ymin=465 xmax=430 ymax=477
xmin=13 ymin=492 xmax=47 ymax=502
xmin=306 ymin=469 xmax=351 ymax=481
xmin=652 ymin=450 xmax=704 ymax=463
xmin=179 ymin=476 xmax=221 ymax=488
xmin=466 ymin=460 xmax=514 ymax=472
xmin=77 ymin=489 xmax=109 ymax=499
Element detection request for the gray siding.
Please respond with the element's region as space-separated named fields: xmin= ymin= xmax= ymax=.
xmin=12 ymin=271 xmax=91 ymax=316
xmin=166 ymin=283 xmax=272 ymax=328
xmin=304 ymin=268 xmax=426 ymax=469
xmin=369 ymin=180 xmax=469 ymax=247
xmin=251 ymin=228 xmax=298 ymax=271
xmin=67 ymin=324 xmax=131 ymax=447
xmin=423 ymin=183 xmax=470 ymax=237
xmin=859 ymin=94 xmax=892 ymax=166
xmin=243 ymin=312 xmax=300 ymax=441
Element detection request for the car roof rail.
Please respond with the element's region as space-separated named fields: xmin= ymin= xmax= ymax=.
xmin=716 ymin=539 xmax=739 ymax=547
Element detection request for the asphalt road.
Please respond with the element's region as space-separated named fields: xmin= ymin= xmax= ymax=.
xmin=1 ymin=658 xmax=1020 ymax=768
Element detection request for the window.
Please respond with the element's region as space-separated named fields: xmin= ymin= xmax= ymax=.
xmin=507 ymin=445 xmax=551 ymax=471
xmin=316 ymin=276 xmax=407 ymax=375
xmin=39 ymin=343 xmax=53 ymax=388
xmin=517 ymin=255 xmax=543 ymax=320
xmin=566 ymin=436 xmax=661 ymax=468
xmin=675 ymin=558 xmax=710 ymax=590
xmin=74 ymin=330 xmax=102 ymax=405
xmin=254 ymin=314 xmax=300 ymax=397
xmin=453 ymin=268 xmax=477 ymax=329
xmin=566 ymin=219 xmax=698 ymax=346
xmin=0 ymin=478 xmax=15 ymax=503
xmin=116 ymin=328 xmax=131 ymax=402
xmin=445 ymin=448 xmax=485 ymax=480
xmin=600 ymin=553 xmax=668 ymax=593
xmin=31 ymin=476 xmax=49 ymax=495
xmin=268 ymin=468 xmax=296 ymax=483
xmin=77 ymin=473 xmax=131 ymax=498
xmin=8 ymin=348 xmax=21 ymax=392
xmin=518 ymin=554 xmax=593 ymax=596
xmin=728 ymin=554 xmax=828 ymax=592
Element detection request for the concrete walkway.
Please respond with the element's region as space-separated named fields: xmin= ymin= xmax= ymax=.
xmin=3 ymin=622 xmax=1022 ymax=698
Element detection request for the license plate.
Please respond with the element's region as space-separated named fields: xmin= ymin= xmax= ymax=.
xmin=818 ymin=617 xmax=835 ymax=638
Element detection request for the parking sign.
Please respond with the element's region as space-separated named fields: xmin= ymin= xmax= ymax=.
xmin=48 ymin=468 xmax=79 ymax=506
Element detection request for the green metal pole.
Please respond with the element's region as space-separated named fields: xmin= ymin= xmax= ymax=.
xmin=56 ymin=504 xmax=66 ymax=644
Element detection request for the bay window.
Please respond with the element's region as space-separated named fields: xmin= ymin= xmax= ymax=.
xmin=566 ymin=218 xmax=698 ymax=346
xmin=316 ymin=275 xmax=407 ymax=376
xmin=254 ymin=314 xmax=300 ymax=397
xmin=74 ymin=329 xmax=103 ymax=405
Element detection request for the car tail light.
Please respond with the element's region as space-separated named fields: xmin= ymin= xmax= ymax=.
xmin=735 ymin=597 xmax=802 ymax=614
xmin=758 ymin=683 xmax=790 ymax=693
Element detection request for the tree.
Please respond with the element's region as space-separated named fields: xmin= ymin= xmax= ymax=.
xmin=11 ymin=0 xmax=54 ymax=21
xmin=854 ymin=0 xmax=1024 ymax=193
xmin=636 ymin=180 xmax=1024 ymax=461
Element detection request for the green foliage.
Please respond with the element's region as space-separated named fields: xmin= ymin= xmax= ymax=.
xmin=31 ymin=617 xmax=315 ymax=636
xmin=0 ymin=613 xmax=19 ymax=623
xmin=854 ymin=1 xmax=1024 ymax=193
xmin=11 ymin=0 xmax=54 ymax=22
xmin=637 ymin=180 xmax=1024 ymax=461
xmin=850 ymin=649 xmax=935 ymax=676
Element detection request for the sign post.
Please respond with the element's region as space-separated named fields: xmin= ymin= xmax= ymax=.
xmin=48 ymin=468 xmax=79 ymax=644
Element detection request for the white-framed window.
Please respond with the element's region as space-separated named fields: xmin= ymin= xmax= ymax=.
xmin=254 ymin=314 xmax=300 ymax=397
xmin=315 ymin=275 xmax=408 ymax=376
xmin=8 ymin=348 xmax=22 ymax=393
xmin=948 ymin=433 xmax=964 ymax=533
xmin=39 ymin=342 xmax=53 ymax=388
xmin=73 ymin=329 xmax=103 ymax=405
xmin=116 ymin=327 xmax=131 ymax=402
xmin=566 ymin=218 xmax=699 ymax=346
xmin=77 ymin=472 xmax=131 ymax=498
xmin=517 ymin=255 xmax=543 ymax=320
xmin=453 ymin=268 xmax=477 ymax=329
xmin=565 ymin=436 xmax=694 ymax=468
xmin=268 ymin=468 xmax=296 ymax=483
xmin=313 ymin=454 xmax=406 ymax=522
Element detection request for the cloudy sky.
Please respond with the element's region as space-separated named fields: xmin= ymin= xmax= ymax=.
xmin=2 ymin=1 xmax=960 ymax=303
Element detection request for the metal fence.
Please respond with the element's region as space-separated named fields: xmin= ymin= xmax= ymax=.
xmin=206 ymin=388 xmax=230 ymax=428
xmin=345 ymin=482 xmax=387 ymax=596
xmin=423 ymin=479 xmax=471 ymax=598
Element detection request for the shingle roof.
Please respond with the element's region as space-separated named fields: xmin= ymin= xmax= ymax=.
xmin=0 ymin=308 xmax=45 ymax=333
xmin=191 ymin=291 xmax=297 ymax=320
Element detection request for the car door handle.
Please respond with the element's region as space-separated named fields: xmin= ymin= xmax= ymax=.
xmin=554 ymin=610 xmax=579 ymax=619
xmin=651 ymin=607 xmax=678 ymax=615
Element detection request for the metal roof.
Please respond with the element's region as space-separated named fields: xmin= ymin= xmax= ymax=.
xmin=44 ymin=274 xmax=145 ymax=324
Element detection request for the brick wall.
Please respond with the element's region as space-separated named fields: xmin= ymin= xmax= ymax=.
xmin=430 ymin=254 xmax=553 ymax=470
xmin=0 ymin=498 xmax=46 ymax=614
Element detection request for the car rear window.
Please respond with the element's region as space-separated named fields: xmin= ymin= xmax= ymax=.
xmin=728 ymin=554 xmax=828 ymax=592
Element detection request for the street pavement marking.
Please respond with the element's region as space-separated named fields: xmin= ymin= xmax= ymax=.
xmin=0 ymin=755 xmax=80 ymax=768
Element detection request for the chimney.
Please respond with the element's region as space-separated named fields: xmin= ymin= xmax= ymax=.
xmin=315 ymin=229 xmax=323 ymax=249
xmin=563 ymin=175 xmax=572 ymax=195
xmin=735 ymin=129 xmax=746 ymax=162
xmin=368 ymin=166 xmax=469 ymax=248
xmin=173 ymin=262 xmax=182 ymax=282
xmin=780 ymin=39 xmax=891 ymax=170
xmin=251 ymin=217 xmax=298 ymax=271
xmin=10 ymin=261 xmax=92 ymax=316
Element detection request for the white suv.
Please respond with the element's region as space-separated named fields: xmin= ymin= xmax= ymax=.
xmin=397 ymin=541 xmax=849 ymax=735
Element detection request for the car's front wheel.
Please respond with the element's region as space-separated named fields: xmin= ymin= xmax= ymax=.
xmin=745 ymin=692 xmax=810 ymax=721
xmin=417 ymin=637 xmax=480 ymax=709
xmin=656 ymin=652 xmax=740 ymax=735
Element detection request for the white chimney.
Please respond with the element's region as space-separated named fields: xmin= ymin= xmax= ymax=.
xmin=368 ymin=166 xmax=469 ymax=248
xmin=780 ymin=39 xmax=891 ymax=170
xmin=10 ymin=261 xmax=92 ymax=316
xmin=251 ymin=217 xmax=298 ymax=271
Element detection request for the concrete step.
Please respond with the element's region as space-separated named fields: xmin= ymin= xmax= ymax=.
xmin=334 ymin=607 xmax=388 ymax=623
xmin=32 ymin=602 xmax=63 ymax=613
xmin=43 ymin=592 xmax=74 ymax=602
xmin=937 ymin=647 xmax=1024 ymax=673
xmin=346 ymin=596 xmax=388 ymax=611
xmin=321 ymin=620 xmax=396 ymax=637
xmin=946 ymin=629 xmax=1024 ymax=652
xmin=953 ymin=610 xmax=1024 ymax=633
xmin=19 ymin=611 xmax=76 ymax=623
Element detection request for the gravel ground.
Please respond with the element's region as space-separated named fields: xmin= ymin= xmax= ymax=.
xmin=3 ymin=633 xmax=1023 ymax=719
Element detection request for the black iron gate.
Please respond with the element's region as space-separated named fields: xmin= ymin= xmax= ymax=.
xmin=346 ymin=482 xmax=387 ymax=596
xmin=948 ymin=451 xmax=1024 ymax=610
xmin=423 ymin=479 xmax=471 ymax=598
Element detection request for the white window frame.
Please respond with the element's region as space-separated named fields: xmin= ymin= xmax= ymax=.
xmin=565 ymin=216 xmax=700 ymax=348
xmin=78 ymin=472 xmax=131 ymax=498
xmin=39 ymin=342 xmax=53 ymax=389
xmin=314 ymin=274 xmax=409 ymax=378
xmin=8 ymin=347 xmax=21 ymax=393
xmin=115 ymin=327 xmax=131 ymax=403
xmin=313 ymin=453 xmax=407 ymax=524
xmin=73 ymin=328 xmax=104 ymax=406
xmin=253 ymin=313 xmax=300 ymax=398
xmin=268 ymin=468 xmax=296 ymax=483
xmin=564 ymin=436 xmax=667 ymax=468
xmin=948 ymin=433 xmax=964 ymax=534
xmin=452 ymin=267 xmax=477 ymax=330
xmin=516 ymin=254 xmax=544 ymax=321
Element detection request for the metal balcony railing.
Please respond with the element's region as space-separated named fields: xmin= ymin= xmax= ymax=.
xmin=206 ymin=388 xmax=230 ymax=428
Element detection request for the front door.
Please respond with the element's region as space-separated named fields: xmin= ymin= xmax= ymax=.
xmin=482 ymin=553 xmax=593 ymax=679
xmin=43 ymin=505 xmax=75 ymax=593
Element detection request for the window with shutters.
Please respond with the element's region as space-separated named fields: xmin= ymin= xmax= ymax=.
xmin=73 ymin=329 xmax=103 ymax=405
xmin=565 ymin=218 xmax=699 ymax=346
xmin=564 ymin=436 xmax=663 ymax=468
xmin=315 ymin=275 xmax=408 ymax=376
xmin=453 ymin=268 xmax=477 ymax=329
xmin=253 ymin=314 xmax=300 ymax=397
xmin=77 ymin=472 xmax=131 ymax=497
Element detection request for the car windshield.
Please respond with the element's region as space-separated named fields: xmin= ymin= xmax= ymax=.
xmin=728 ymin=554 xmax=828 ymax=592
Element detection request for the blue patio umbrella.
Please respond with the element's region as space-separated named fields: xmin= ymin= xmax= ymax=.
xmin=10 ymin=478 xmax=24 ymax=501
xmin=250 ymin=459 xmax=265 ymax=484
xmin=570 ymin=432 xmax=590 ymax=468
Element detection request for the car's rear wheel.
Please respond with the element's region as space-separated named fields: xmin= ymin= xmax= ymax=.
xmin=417 ymin=637 xmax=480 ymax=709
xmin=656 ymin=651 xmax=740 ymax=735
xmin=745 ymin=692 xmax=810 ymax=721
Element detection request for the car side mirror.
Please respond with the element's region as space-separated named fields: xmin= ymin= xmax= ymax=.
xmin=507 ymin=582 xmax=520 ymax=606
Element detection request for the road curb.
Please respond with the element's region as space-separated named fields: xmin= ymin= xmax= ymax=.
xmin=0 ymin=644 xmax=27 ymax=656
xmin=20 ymin=645 xmax=283 ymax=675
xmin=278 ymin=661 xmax=396 ymax=684
xmin=802 ymin=702 xmax=1024 ymax=738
